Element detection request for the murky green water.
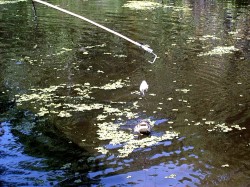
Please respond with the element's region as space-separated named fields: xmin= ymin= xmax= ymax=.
xmin=0 ymin=0 xmax=250 ymax=186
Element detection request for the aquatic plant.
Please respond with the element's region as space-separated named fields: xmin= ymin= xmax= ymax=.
xmin=15 ymin=79 xmax=180 ymax=158
xmin=96 ymin=119 xmax=179 ymax=158
xmin=0 ymin=0 xmax=26 ymax=5
xmin=15 ymin=78 xmax=132 ymax=117
xmin=123 ymin=1 xmax=192 ymax=12
xmin=198 ymin=46 xmax=239 ymax=56
xmin=123 ymin=1 xmax=162 ymax=10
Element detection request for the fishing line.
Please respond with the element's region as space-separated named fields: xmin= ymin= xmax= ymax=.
xmin=32 ymin=0 xmax=158 ymax=63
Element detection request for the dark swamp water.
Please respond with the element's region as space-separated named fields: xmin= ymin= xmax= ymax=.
xmin=0 ymin=0 xmax=250 ymax=186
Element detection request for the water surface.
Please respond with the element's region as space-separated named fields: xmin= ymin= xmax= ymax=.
xmin=0 ymin=0 xmax=249 ymax=186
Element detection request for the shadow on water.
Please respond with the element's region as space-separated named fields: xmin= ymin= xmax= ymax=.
xmin=0 ymin=94 xmax=100 ymax=186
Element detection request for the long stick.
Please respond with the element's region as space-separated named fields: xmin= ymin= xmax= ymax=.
xmin=31 ymin=0 xmax=37 ymax=18
xmin=32 ymin=0 xmax=157 ymax=63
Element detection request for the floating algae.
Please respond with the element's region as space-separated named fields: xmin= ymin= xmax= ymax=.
xmin=199 ymin=35 xmax=221 ymax=41
xmin=0 ymin=0 xmax=26 ymax=4
xmin=198 ymin=46 xmax=239 ymax=56
xmin=123 ymin=1 xmax=192 ymax=12
xmin=116 ymin=131 xmax=179 ymax=157
xmin=123 ymin=1 xmax=162 ymax=10
xmin=176 ymin=88 xmax=190 ymax=93
xmin=99 ymin=79 xmax=128 ymax=90
xmin=15 ymin=79 xmax=130 ymax=118
xmin=206 ymin=122 xmax=246 ymax=133
xmin=94 ymin=118 xmax=179 ymax=158
xmin=15 ymin=78 xmax=179 ymax=158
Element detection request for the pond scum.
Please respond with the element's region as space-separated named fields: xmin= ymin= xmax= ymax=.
xmin=15 ymin=80 xmax=130 ymax=118
xmin=0 ymin=0 xmax=26 ymax=4
xmin=186 ymin=35 xmax=240 ymax=56
xmin=122 ymin=1 xmax=162 ymax=10
xmin=15 ymin=80 xmax=180 ymax=157
xmin=122 ymin=1 xmax=192 ymax=11
xmin=13 ymin=12 xmax=244 ymax=158
xmin=197 ymin=46 xmax=239 ymax=56
xmin=15 ymin=73 xmax=246 ymax=157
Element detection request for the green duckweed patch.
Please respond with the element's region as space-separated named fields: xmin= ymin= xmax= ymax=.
xmin=0 ymin=0 xmax=26 ymax=5
xmin=123 ymin=1 xmax=162 ymax=10
xmin=15 ymin=79 xmax=130 ymax=118
xmin=207 ymin=123 xmax=246 ymax=132
xmin=96 ymin=119 xmax=179 ymax=157
xmin=123 ymin=1 xmax=192 ymax=12
xmin=199 ymin=35 xmax=221 ymax=41
xmin=187 ymin=120 xmax=246 ymax=133
xmin=15 ymin=78 xmax=180 ymax=158
xmin=198 ymin=46 xmax=239 ymax=56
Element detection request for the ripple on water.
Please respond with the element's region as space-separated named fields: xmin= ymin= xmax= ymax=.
xmin=88 ymin=162 xmax=206 ymax=186
xmin=172 ymin=54 xmax=250 ymax=123
xmin=0 ymin=1 xmax=249 ymax=186
xmin=0 ymin=122 xmax=66 ymax=186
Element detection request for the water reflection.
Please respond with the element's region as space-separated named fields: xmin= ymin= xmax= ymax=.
xmin=0 ymin=122 xmax=65 ymax=186
xmin=0 ymin=0 xmax=249 ymax=186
